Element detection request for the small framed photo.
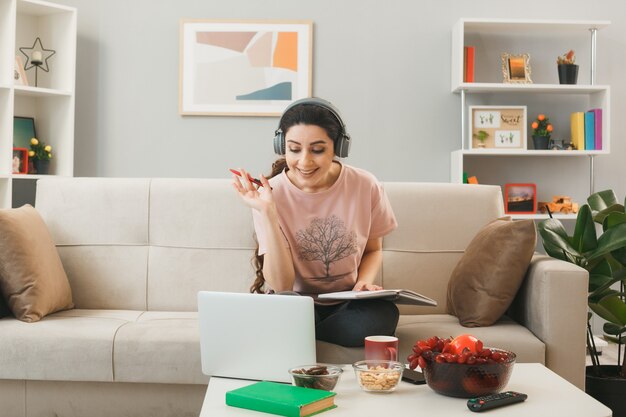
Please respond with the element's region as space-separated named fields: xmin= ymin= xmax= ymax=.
xmin=13 ymin=116 xmax=36 ymax=147
xmin=12 ymin=147 xmax=29 ymax=174
xmin=469 ymin=106 xmax=527 ymax=150
xmin=501 ymin=53 xmax=532 ymax=84
xmin=505 ymin=183 xmax=537 ymax=214
xmin=14 ymin=56 xmax=29 ymax=86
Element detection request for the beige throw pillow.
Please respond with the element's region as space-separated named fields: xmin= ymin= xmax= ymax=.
xmin=446 ymin=217 xmax=536 ymax=327
xmin=0 ymin=205 xmax=74 ymax=322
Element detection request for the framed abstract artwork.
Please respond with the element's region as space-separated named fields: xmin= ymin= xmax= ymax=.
xmin=179 ymin=19 xmax=313 ymax=116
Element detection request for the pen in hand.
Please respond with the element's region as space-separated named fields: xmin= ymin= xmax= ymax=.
xmin=230 ymin=169 xmax=264 ymax=188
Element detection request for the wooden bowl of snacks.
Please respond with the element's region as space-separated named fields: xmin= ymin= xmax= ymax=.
xmin=352 ymin=360 xmax=404 ymax=393
xmin=289 ymin=364 xmax=343 ymax=391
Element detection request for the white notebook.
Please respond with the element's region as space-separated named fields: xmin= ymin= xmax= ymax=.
xmin=318 ymin=289 xmax=437 ymax=307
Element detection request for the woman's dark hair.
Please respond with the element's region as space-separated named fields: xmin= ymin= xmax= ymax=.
xmin=250 ymin=102 xmax=342 ymax=293
xmin=279 ymin=103 xmax=343 ymax=145
xmin=250 ymin=158 xmax=287 ymax=293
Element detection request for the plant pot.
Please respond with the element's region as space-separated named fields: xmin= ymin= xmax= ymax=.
xmin=586 ymin=365 xmax=626 ymax=417
xmin=558 ymin=64 xmax=579 ymax=84
xmin=33 ymin=159 xmax=50 ymax=175
xmin=532 ymin=135 xmax=550 ymax=150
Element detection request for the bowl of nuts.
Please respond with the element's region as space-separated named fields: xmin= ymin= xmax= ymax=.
xmin=352 ymin=360 xmax=404 ymax=393
xmin=288 ymin=364 xmax=343 ymax=391
xmin=408 ymin=335 xmax=516 ymax=398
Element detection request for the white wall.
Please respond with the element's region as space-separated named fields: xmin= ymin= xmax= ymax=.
xmin=52 ymin=0 xmax=625 ymax=201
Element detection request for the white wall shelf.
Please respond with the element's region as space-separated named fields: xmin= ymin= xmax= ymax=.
xmin=511 ymin=213 xmax=578 ymax=220
xmin=450 ymin=18 xmax=610 ymax=221
xmin=454 ymin=149 xmax=609 ymax=157
xmin=14 ymin=85 xmax=72 ymax=97
xmin=12 ymin=173 xmax=69 ymax=180
xmin=453 ymin=83 xmax=609 ymax=94
xmin=0 ymin=0 xmax=76 ymax=208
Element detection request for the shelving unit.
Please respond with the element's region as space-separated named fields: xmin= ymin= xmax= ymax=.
xmin=0 ymin=0 xmax=76 ymax=208
xmin=450 ymin=18 xmax=610 ymax=220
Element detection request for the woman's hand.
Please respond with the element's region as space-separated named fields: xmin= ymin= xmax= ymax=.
xmin=232 ymin=168 xmax=275 ymax=213
xmin=352 ymin=281 xmax=383 ymax=291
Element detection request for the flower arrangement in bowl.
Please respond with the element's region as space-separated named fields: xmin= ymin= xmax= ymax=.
xmin=531 ymin=114 xmax=553 ymax=150
xmin=557 ymin=50 xmax=578 ymax=84
xmin=28 ymin=137 xmax=52 ymax=174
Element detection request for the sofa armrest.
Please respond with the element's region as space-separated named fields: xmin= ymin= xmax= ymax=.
xmin=508 ymin=254 xmax=588 ymax=390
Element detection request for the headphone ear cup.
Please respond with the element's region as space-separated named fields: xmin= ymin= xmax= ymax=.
xmin=273 ymin=129 xmax=285 ymax=155
xmin=335 ymin=134 xmax=351 ymax=158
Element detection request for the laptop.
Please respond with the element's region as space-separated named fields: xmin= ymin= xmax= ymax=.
xmin=197 ymin=291 xmax=317 ymax=383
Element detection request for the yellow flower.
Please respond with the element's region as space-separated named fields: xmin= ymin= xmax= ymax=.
xmin=44 ymin=145 xmax=52 ymax=152
xmin=28 ymin=150 xmax=35 ymax=157
xmin=31 ymin=138 xmax=39 ymax=145
xmin=48 ymin=153 xmax=52 ymax=158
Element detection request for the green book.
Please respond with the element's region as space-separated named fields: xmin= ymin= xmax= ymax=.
xmin=225 ymin=381 xmax=337 ymax=417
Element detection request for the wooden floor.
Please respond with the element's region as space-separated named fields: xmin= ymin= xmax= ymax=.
xmin=586 ymin=339 xmax=622 ymax=366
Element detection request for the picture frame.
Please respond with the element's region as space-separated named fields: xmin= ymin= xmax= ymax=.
xmin=12 ymin=147 xmax=28 ymax=174
xmin=501 ymin=53 xmax=532 ymax=84
xmin=179 ymin=19 xmax=313 ymax=116
xmin=13 ymin=116 xmax=36 ymax=149
xmin=469 ymin=106 xmax=527 ymax=150
xmin=504 ymin=183 xmax=537 ymax=214
xmin=14 ymin=56 xmax=29 ymax=86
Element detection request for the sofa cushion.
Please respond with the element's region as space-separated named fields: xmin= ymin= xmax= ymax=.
xmin=0 ymin=309 xmax=142 ymax=381
xmin=0 ymin=205 xmax=74 ymax=322
xmin=57 ymin=246 xmax=149 ymax=310
xmin=395 ymin=314 xmax=545 ymax=364
xmin=446 ymin=218 xmax=536 ymax=327
xmin=112 ymin=311 xmax=207 ymax=384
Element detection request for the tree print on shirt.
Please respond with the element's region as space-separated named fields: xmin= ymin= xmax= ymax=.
xmin=295 ymin=215 xmax=357 ymax=277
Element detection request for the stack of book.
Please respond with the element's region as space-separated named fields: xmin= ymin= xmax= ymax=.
xmin=570 ymin=109 xmax=602 ymax=150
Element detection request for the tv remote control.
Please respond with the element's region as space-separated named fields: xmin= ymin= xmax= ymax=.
xmin=467 ymin=391 xmax=528 ymax=412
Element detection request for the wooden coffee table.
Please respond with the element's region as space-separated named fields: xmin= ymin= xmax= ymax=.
xmin=199 ymin=363 xmax=611 ymax=416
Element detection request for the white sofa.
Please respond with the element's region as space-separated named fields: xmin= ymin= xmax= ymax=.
xmin=0 ymin=178 xmax=588 ymax=417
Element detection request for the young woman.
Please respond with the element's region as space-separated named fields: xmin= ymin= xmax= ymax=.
xmin=232 ymin=98 xmax=398 ymax=347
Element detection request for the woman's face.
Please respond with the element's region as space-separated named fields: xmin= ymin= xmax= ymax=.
xmin=284 ymin=124 xmax=338 ymax=192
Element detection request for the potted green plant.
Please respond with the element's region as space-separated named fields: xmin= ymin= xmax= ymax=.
xmin=530 ymin=114 xmax=553 ymax=150
xmin=557 ymin=49 xmax=579 ymax=84
xmin=28 ymin=137 xmax=52 ymax=175
xmin=472 ymin=130 xmax=489 ymax=148
xmin=538 ymin=190 xmax=626 ymax=416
